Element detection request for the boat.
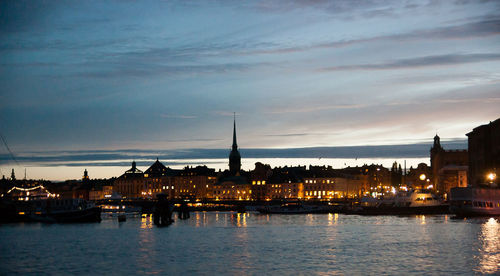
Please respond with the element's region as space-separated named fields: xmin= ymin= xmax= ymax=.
xmin=257 ymin=201 xmax=332 ymax=214
xmin=28 ymin=198 xmax=102 ymax=223
xmin=1 ymin=184 xmax=101 ymax=223
xmin=352 ymin=189 xmax=449 ymax=215
xmin=100 ymin=204 xmax=142 ymax=214
xmin=449 ymin=187 xmax=500 ymax=217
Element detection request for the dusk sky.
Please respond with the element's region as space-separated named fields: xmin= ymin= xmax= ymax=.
xmin=1 ymin=1 xmax=499 ymax=179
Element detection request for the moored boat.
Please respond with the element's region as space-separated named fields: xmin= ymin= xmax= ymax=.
xmin=449 ymin=187 xmax=500 ymax=217
xmin=353 ymin=189 xmax=449 ymax=215
xmin=257 ymin=201 xmax=332 ymax=214
xmin=29 ymin=198 xmax=102 ymax=223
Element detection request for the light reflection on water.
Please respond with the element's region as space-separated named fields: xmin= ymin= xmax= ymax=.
xmin=140 ymin=213 xmax=153 ymax=229
xmin=477 ymin=218 xmax=500 ymax=274
xmin=0 ymin=213 xmax=499 ymax=275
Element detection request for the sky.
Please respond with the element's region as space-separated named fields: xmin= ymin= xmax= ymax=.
xmin=0 ymin=0 xmax=499 ymax=179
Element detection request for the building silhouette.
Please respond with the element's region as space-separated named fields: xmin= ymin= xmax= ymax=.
xmin=213 ymin=116 xmax=252 ymax=200
xmin=430 ymin=134 xmax=468 ymax=196
xmin=467 ymin=118 xmax=500 ymax=187
xmin=229 ymin=115 xmax=241 ymax=175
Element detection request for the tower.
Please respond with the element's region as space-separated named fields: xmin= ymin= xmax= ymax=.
xmin=430 ymin=134 xmax=442 ymax=187
xmin=83 ymin=169 xmax=89 ymax=180
xmin=229 ymin=114 xmax=241 ymax=175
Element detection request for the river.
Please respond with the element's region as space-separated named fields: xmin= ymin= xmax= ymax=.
xmin=1 ymin=213 xmax=499 ymax=275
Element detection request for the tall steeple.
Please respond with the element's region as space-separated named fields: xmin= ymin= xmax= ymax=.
xmin=229 ymin=113 xmax=241 ymax=175
xmin=433 ymin=134 xmax=441 ymax=149
xmin=232 ymin=113 xmax=238 ymax=151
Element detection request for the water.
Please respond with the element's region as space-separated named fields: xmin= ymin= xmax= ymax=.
xmin=1 ymin=213 xmax=499 ymax=275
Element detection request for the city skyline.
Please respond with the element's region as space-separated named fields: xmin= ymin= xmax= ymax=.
xmin=1 ymin=1 xmax=499 ymax=179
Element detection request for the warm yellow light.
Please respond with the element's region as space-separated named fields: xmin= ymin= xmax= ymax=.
xmin=487 ymin=173 xmax=496 ymax=181
xmin=419 ymin=174 xmax=426 ymax=181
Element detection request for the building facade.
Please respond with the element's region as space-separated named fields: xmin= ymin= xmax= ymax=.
xmin=467 ymin=118 xmax=500 ymax=187
xmin=430 ymin=134 xmax=468 ymax=195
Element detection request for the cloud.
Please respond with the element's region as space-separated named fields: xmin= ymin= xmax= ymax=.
xmin=163 ymin=139 xmax=223 ymax=143
xmin=0 ymin=139 xmax=468 ymax=167
xmin=240 ymin=18 xmax=500 ymax=56
xmin=160 ymin=114 xmax=197 ymax=119
xmin=266 ymin=104 xmax=368 ymax=114
xmin=320 ymin=53 xmax=500 ymax=71
xmin=77 ymin=62 xmax=266 ymax=79
xmin=212 ymin=111 xmax=240 ymax=117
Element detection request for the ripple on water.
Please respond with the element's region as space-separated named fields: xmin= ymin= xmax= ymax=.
xmin=0 ymin=213 xmax=498 ymax=275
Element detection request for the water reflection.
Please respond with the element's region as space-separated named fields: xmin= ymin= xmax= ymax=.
xmin=138 ymin=214 xmax=157 ymax=274
xmin=195 ymin=212 xmax=201 ymax=227
xmin=327 ymin=213 xmax=339 ymax=226
xmin=233 ymin=213 xmax=248 ymax=227
xmin=140 ymin=214 xmax=153 ymax=229
xmin=477 ymin=218 xmax=500 ymax=274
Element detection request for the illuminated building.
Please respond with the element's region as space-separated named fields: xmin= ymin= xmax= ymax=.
xmin=144 ymin=159 xmax=176 ymax=199
xmin=213 ymin=178 xmax=251 ymax=200
xmin=267 ymin=182 xmax=303 ymax=199
xmin=114 ymin=161 xmax=145 ymax=198
xmin=406 ymin=163 xmax=432 ymax=189
xmin=430 ymin=134 xmax=468 ymax=195
xmin=265 ymin=166 xmax=305 ymax=200
xmin=172 ymin=166 xmax=217 ymax=199
xmin=250 ymin=162 xmax=272 ymax=200
xmin=213 ymin=116 xmax=251 ymax=200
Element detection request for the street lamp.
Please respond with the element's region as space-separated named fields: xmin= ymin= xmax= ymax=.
xmin=419 ymin=174 xmax=426 ymax=190
xmin=487 ymin=173 xmax=496 ymax=182
xmin=487 ymin=172 xmax=497 ymax=187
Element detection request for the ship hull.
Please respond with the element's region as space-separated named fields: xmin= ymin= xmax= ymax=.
xmin=450 ymin=187 xmax=500 ymax=217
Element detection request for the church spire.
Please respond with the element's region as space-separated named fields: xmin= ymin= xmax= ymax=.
xmin=232 ymin=112 xmax=237 ymax=151
xmin=229 ymin=113 xmax=241 ymax=175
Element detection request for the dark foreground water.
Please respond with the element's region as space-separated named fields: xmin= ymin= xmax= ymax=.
xmin=1 ymin=213 xmax=499 ymax=275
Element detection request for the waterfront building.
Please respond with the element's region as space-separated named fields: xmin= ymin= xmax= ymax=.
xmin=114 ymin=161 xmax=145 ymax=199
xmin=266 ymin=166 xmax=305 ymax=199
xmin=144 ymin=159 xmax=177 ymax=198
xmin=172 ymin=166 xmax=217 ymax=199
xmin=213 ymin=116 xmax=251 ymax=200
xmin=267 ymin=182 xmax=304 ymax=199
xmin=467 ymin=118 xmax=500 ymax=187
xmin=406 ymin=163 xmax=432 ymax=189
xmin=303 ymin=177 xmax=336 ymax=199
xmin=250 ymin=162 xmax=272 ymax=200
xmin=213 ymin=177 xmax=251 ymax=200
xmin=89 ymin=185 xmax=114 ymax=200
xmin=430 ymin=134 xmax=468 ymax=195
